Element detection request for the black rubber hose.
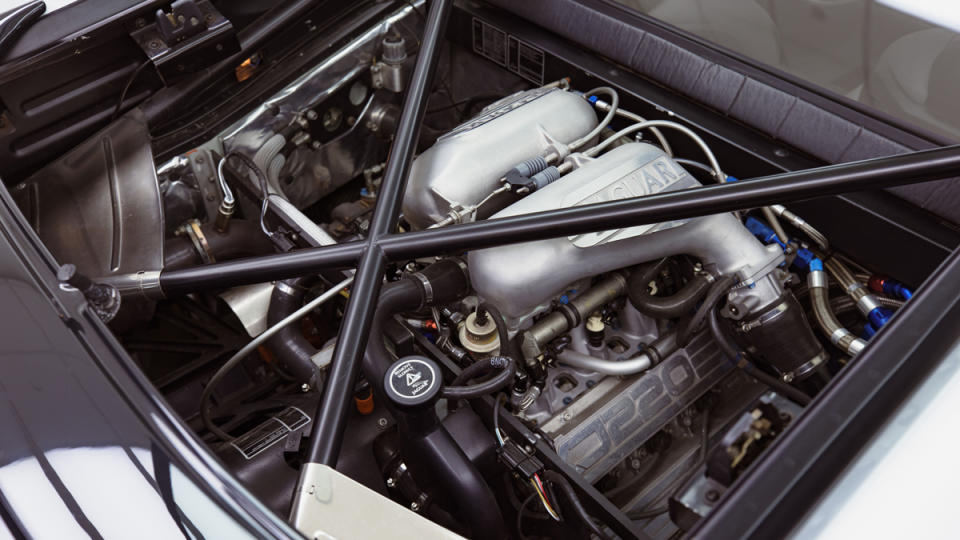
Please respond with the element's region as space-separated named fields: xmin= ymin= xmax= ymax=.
xmin=542 ymin=471 xmax=613 ymax=540
xmin=360 ymin=260 xmax=507 ymax=539
xmin=441 ymin=356 xmax=516 ymax=400
xmin=451 ymin=355 xmax=510 ymax=386
xmin=479 ymin=301 xmax=522 ymax=363
xmin=363 ymin=260 xmax=469 ymax=395
xmin=265 ymin=277 xmax=322 ymax=384
xmin=677 ymin=274 xmax=737 ymax=347
xmin=628 ymin=269 xmax=713 ymax=319
xmin=707 ymin=308 xmax=812 ymax=406
xmin=163 ymin=219 xmax=275 ymax=270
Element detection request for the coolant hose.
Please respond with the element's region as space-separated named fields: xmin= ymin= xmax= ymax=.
xmin=442 ymin=356 xmax=516 ymax=400
xmin=478 ymin=301 xmax=523 ymax=365
xmin=450 ymin=355 xmax=510 ymax=386
xmin=362 ymin=261 xmax=507 ymax=540
xmin=707 ymin=307 xmax=812 ymax=405
xmin=556 ymin=332 xmax=678 ymax=376
xmin=266 ymin=277 xmax=323 ymax=384
xmin=627 ymin=265 xmax=713 ymax=319
xmin=163 ymin=219 xmax=275 ymax=270
xmin=677 ymin=274 xmax=737 ymax=347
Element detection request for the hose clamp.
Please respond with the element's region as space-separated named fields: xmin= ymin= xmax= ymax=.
xmin=857 ymin=295 xmax=881 ymax=316
xmin=179 ymin=219 xmax=216 ymax=264
xmin=787 ymin=350 xmax=828 ymax=381
xmin=846 ymin=282 xmax=864 ymax=295
xmin=276 ymin=281 xmax=298 ymax=296
xmin=409 ymin=272 xmax=433 ymax=305
xmin=807 ymin=271 xmax=827 ymax=289
xmin=829 ymin=327 xmax=850 ymax=345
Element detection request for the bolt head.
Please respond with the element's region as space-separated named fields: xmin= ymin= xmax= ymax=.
xmin=386 ymin=477 xmax=396 ymax=488
xmin=705 ymin=489 xmax=720 ymax=503
xmin=410 ymin=502 xmax=420 ymax=511
xmin=301 ymin=383 xmax=310 ymax=392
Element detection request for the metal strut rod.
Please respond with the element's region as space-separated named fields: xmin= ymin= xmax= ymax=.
xmin=303 ymin=0 xmax=452 ymax=467
xmin=156 ymin=143 xmax=960 ymax=296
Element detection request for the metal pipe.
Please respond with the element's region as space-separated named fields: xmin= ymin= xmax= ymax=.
xmin=154 ymin=144 xmax=960 ymax=297
xmin=557 ymin=332 xmax=678 ymax=376
xmin=521 ymin=273 xmax=627 ymax=359
xmin=585 ymin=120 xmax=724 ymax=179
xmin=298 ymin=0 xmax=451 ymax=472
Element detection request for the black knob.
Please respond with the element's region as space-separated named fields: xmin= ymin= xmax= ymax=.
xmin=57 ymin=264 xmax=93 ymax=292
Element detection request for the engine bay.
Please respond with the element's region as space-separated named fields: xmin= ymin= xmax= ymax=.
xmin=9 ymin=1 xmax=940 ymax=538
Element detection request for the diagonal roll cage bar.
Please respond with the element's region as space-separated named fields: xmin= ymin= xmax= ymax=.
xmin=158 ymin=141 xmax=960 ymax=297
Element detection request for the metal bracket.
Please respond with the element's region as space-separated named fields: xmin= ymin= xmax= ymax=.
xmin=130 ymin=0 xmax=239 ymax=82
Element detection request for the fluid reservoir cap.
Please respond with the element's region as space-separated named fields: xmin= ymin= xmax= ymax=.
xmin=384 ymin=355 xmax=441 ymax=408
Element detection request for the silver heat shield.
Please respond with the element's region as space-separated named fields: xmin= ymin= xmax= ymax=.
xmin=402 ymin=87 xmax=598 ymax=229
xmin=468 ymin=143 xmax=784 ymax=319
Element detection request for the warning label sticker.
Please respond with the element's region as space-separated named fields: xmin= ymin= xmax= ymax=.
xmin=473 ymin=18 xmax=545 ymax=86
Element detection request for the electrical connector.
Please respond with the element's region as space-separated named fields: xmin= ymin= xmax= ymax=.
xmin=497 ymin=439 xmax=543 ymax=480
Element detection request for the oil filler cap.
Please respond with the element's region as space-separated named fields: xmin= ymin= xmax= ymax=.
xmin=383 ymin=356 xmax=441 ymax=409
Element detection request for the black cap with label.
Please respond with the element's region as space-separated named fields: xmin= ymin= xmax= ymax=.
xmin=383 ymin=356 xmax=442 ymax=410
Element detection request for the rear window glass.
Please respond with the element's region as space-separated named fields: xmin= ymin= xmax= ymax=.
xmin=612 ymin=0 xmax=960 ymax=142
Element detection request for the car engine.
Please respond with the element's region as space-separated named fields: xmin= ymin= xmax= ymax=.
xmin=10 ymin=2 xmax=922 ymax=538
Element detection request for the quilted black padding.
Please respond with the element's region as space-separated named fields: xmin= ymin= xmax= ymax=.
xmin=485 ymin=0 xmax=960 ymax=225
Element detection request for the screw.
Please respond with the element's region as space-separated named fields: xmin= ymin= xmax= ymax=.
xmin=410 ymin=502 xmax=420 ymax=512
xmin=301 ymin=383 xmax=310 ymax=392
xmin=149 ymin=40 xmax=161 ymax=49
xmin=562 ymin=397 xmax=572 ymax=406
xmin=205 ymin=13 xmax=215 ymax=22
xmin=377 ymin=417 xmax=389 ymax=429
xmin=705 ymin=489 xmax=720 ymax=503
xmin=386 ymin=477 xmax=396 ymax=488
xmin=562 ymin=411 xmax=572 ymax=421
